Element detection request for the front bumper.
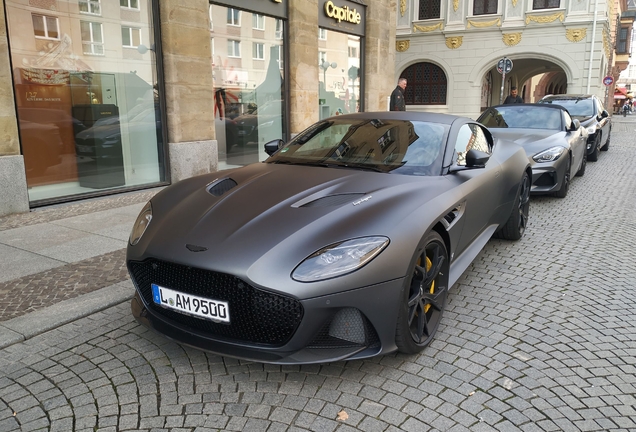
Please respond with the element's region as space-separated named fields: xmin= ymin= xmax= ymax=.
xmin=529 ymin=160 xmax=566 ymax=194
xmin=585 ymin=132 xmax=598 ymax=155
xmin=130 ymin=273 xmax=405 ymax=364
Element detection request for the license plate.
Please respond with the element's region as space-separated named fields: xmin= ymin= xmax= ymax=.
xmin=237 ymin=130 xmax=246 ymax=135
xmin=151 ymin=283 xmax=230 ymax=323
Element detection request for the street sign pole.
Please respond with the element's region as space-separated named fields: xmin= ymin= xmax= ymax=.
xmin=500 ymin=69 xmax=506 ymax=105
xmin=497 ymin=57 xmax=513 ymax=104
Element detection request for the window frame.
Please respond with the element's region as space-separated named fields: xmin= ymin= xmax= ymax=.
xmin=532 ymin=0 xmax=560 ymax=10
xmin=401 ymin=62 xmax=448 ymax=106
xmin=32 ymin=14 xmax=60 ymax=40
xmin=121 ymin=26 xmax=141 ymax=48
xmin=471 ymin=0 xmax=498 ymax=16
xmin=228 ymin=39 xmax=241 ymax=58
xmin=275 ymin=19 xmax=283 ymax=39
xmin=79 ymin=0 xmax=101 ymax=16
xmin=253 ymin=42 xmax=264 ymax=60
xmin=80 ymin=20 xmax=105 ymax=56
xmin=227 ymin=8 xmax=241 ymax=26
xmin=416 ymin=0 xmax=442 ymax=20
xmin=617 ymin=26 xmax=631 ymax=54
xmin=252 ymin=13 xmax=265 ymax=30
xmin=120 ymin=0 xmax=139 ymax=10
xmin=319 ymin=27 xmax=327 ymax=40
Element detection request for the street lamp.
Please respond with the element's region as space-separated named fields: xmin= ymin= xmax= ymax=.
xmin=320 ymin=60 xmax=338 ymax=91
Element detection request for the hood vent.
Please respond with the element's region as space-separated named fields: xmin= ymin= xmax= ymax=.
xmin=300 ymin=193 xmax=365 ymax=208
xmin=207 ymin=178 xmax=238 ymax=196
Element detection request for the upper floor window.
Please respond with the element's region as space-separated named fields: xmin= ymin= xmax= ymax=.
xmin=79 ymin=0 xmax=101 ymax=15
xmin=419 ymin=0 xmax=441 ymax=20
xmin=228 ymin=40 xmax=241 ymax=57
xmin=120 ymin=0 xmax=139 ymax=9
xmin=253 ymin=42 xmax=264 ymax=60
xmin=253 ymin=14 xmax=265 ymax=30
xmin=532 ymin=0 xmax=559 ymax=9
xmin=618 ymin=26 xmax=631 ymax=54
xmin=348 ymin=46 xmax=358 ymax=58
xmin=401 ymin=62 xmax=447 ymax=105
xmin=319 ymin=28 xmax=327 ymax=40
xmin=80 ymin=21 xmax=104 ymax=55
xmin=32 ymin=14 xmax=59 ymax=40
xmin=275 ymin=19 xmax=283 ymax=39
xmin=473 ymin=0 xmax=497 ymax=15
xmin=227 ymin=8 xmax=241 ymax=26
xmin=122 ymin=26 xmax=141 ymax=47
xmin=209 ymin=5 xmax=214 ymax=30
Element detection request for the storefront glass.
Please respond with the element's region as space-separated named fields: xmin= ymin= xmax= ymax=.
xmin=210 ymin=4 xmax=286 ymax=169
xmin=5 ymin=0 xmax=165 ymax=204
xmin=318 ymin=30 xmax=361 ymax=120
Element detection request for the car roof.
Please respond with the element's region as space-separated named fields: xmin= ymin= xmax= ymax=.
xmin=540 ymin=94 xmax=595 ymax=100
xmin=488 ymin=103 xmax=566 ymax=111
xmin=334 ymin=111 xmax=467 ymax=126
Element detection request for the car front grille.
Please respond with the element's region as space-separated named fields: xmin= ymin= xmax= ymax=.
xmin=128 ymin=259 xmax=303 ymax=346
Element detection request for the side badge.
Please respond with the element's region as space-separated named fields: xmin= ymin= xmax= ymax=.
xmin=186 ymin=244 xmax=208 ymax=252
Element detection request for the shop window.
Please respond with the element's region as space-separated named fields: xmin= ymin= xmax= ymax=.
xmin=618 ymin=27 xmax=631 ymax=54
xmin=32 ymin=14 xmax=59 ymax=40
xmin=253 ymin=42 xmax=264 ymax=60
xmin=473 ymin=0 xmax=497 ymax=15
xmin=533 ymin=0 xmax=559 ymax=9
xmin=418 ymin=0 xmax=441 ymax=20
xmin=228 ymin=40 xmax=241 ymax=57
xmin=253 ymin=14 xmax=265 ymax=30
xmin=79 ymin=0 xmax=101 ymax=15
xmin=227 ymin=8 xmax=241 ymax=26
xmin=80 ymin=21 xmax=104 ymax=55
xmin=122 ymin=26 xmax=141 ymax=48
xmin=120 ymin=0 xmax=139 ymax=9
xmin=401 ymin=62 xmax=447 ymax=105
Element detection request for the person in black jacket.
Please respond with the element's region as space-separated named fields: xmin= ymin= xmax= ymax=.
xmin=503 ymin=86 xmax=524 ymax=104
xmin=390 ymin=78 xmax=407 ymax=111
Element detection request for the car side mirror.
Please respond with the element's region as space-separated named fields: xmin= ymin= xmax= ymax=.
xmin=465 ymin=149 xmax=490 ymax=168
xmin=600 ymin=110 xmax=609 ymax=119
xmin=264 ymin=139 xmax=285 ymax=156
xmin=571 ymin=119 xmax=581 ymax=131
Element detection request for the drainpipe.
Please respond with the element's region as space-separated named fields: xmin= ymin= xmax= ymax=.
xmin=586 ymin=0 xmax=600 ymax=94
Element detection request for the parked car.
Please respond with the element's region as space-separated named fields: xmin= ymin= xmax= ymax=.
xmin=127 ymin=112 xmax=531 ymax=364
xmin=538 ymin=94 xmax=611 ymax=161
xmin=478 ymin=103 xmax=587 ymax=198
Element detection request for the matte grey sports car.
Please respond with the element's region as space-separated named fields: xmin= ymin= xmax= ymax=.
xmin=127 ymin=112 xmax=531 ymax=364
xmin=477 ymin=104 xmax=587 ymax=198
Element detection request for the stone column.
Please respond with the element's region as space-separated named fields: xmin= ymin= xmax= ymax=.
xmin=0 ymin=0 xmax=29 ymax=216
xmin=364 ymin=0 xmax=396 ymax=112
xmin=159 ymin=0 xmax=218 ymax=181
xmin=288 ymin=0 xmax=320 ymax=134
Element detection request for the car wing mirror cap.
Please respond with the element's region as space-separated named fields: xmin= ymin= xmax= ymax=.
xmin=264 ymin=139 xmax=285 ymax=156
xmin=571 ymin=119 xmax=581 ymax=131
xmin=465 ymin=149 xmax=490 ymax=168
xmin=601 ymin=110 xmax=609 ymax=119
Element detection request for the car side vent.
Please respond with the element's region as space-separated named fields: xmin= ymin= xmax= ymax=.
xmin=207 ymin=178 xmax=238 ymax=196
xmin=300 ymin=194 xmax=366 ymax=208
xmin=441 ymin=202 xmax=465 ymax=230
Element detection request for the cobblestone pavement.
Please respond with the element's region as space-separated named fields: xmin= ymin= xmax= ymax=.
xmin=0 ymin=119 xmax=635 ymax=431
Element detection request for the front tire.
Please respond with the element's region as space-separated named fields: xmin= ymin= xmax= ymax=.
xmin=588 ymin=135 xmax=600 ymax=162
xmin=554 ymin=155 xmax=571 ymax=198
xmin=496 ymin=172 xmax=530 ymax=240
xmin=601 ymin=131 xmax=610 ymax=151
xmin=576 ymin=151 xmax=586 ymax=177
xmin=395 ymin=232 xmax=449 ymax=354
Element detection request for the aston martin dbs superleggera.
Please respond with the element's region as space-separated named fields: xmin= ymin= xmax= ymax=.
xmin=127 ymin=112 xmax=531 ymax=364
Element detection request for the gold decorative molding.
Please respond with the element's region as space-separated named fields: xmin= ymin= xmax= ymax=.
xmin=453 ymin=0 xmax=459 ymax=11
xmin=603 ymin=29 xmax=611 ymax=59
xmin=512 ymin=0 xmax=518 ymax=6
xmin=445 ymin=36 xmax=463 ymax=49
xmin=414 ymin=22 xmax=444 ymax=32
xmin=565 ymin=28 xmax=587 ymax=42
xmin=525 ymin=11 xmax=565 ymax=25
xmin=400 ymin=0 xmax=406 ymax=16
xmin=502 ymin=33 xmax=522 ymax=46
xmin=396 ymin=40 xmax=410 ymax=52
xmin=467 ymin=18 xmax=501 ymax=28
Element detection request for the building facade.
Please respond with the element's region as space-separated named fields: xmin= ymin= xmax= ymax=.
xmin=394 ymin=0 xmax=634 ymax=119
xmin=0 ymin=0 xmax=395 ymax=215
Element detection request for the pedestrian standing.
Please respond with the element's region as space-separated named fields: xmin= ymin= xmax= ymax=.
xmin=503 ymin=86 xmax=524 ymax=104
xmin=390 ymin=78 xmax=407 ymax=111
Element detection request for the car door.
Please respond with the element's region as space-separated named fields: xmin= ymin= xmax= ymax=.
xmin=445 ymin=123 xmax=503 ymax=258
xmin=595 ymin=97 xmax=611 ymax=144
xmin=563 ymin=110 xmax=586 ymax=175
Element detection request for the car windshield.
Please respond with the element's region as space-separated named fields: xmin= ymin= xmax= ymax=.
xmin=478 ymin=106 xmax=562 ymax=130
xmin=266 ymin=118 xmax=448 ymax=176
xmin=540 ymin=98 xmax=594 ymax=117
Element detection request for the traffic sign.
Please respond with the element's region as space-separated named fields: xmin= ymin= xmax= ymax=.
xmin=603 ymin=76 xmax=614 ymax=86
xmin=497 ymin=58 xmax=513 ymax=74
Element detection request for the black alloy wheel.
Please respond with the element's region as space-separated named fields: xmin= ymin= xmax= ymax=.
xmin=588 ymin=135 xmax=600 ymax=161
xmin=554 ymin=156 xmax=571 ymax=198
xmin=576 ymin=151 xmax=586 ymax=177
xmin=601 ymin=131 xmax=610 ymax=151
xmin=395 ymin=231 xmax=449 ymax=354
xmin=496 ymin=172 xmax=530 ymax=240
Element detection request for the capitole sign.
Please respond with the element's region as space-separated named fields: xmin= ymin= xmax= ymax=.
xmin=319 ymin=0 xmax=366 ymax=37
xmin=324 ymin=1 xmax=361 ymax=24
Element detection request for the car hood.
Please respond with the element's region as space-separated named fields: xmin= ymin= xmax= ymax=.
xmin=489 ymin=128 xmax=568 ymax=155
xmin=129 ymin=163 xmax=455 ymax=297
xmin=572 ymin=116 xmax=596 ymax=128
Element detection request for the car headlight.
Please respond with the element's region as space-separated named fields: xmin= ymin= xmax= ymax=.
xmin=586 ymin=126 xmax=596 ymax=134
xmin=129 ymin=201 xmax=152 ymax=246
xmin=292 ymin=236 xmax=389 ymax=282
xmin=532 ymin=146 xmax=565 ymax=163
